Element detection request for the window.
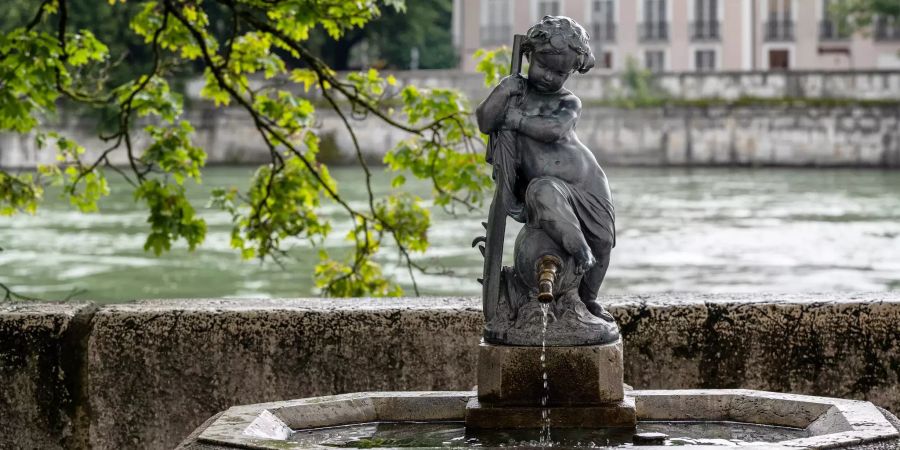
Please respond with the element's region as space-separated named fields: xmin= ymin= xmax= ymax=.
xmin=645 ymin=50 xmax=665 ymax=72
xmin=875 ymin=15 xmax=900 ymax=41
xmin=692 ymin=0 xmax=719 ymax=40
xmin=591 ymin=0 xmax=616 ymax=42
xmin=695 ymin=0 xmax=717 ymax=23
xmin=767 ymin=0 xmax=791 ymax=20
xmin=641 ymin=0 xmax=668 ymax=41
xmin=599 ymin=51 xmax=614 ymax=69
xmin=644 ymin=0 xmax=666 ymax=23
xmin=538 ymin=0 xmax=560 ymax=17
xmin=695 ymin=50 xmax=716 ymax=71
xmin=820 ymin=0 xmax=850 ymax=40
xmin=765 ymin=0 xmax=794 ymax=40
xmin=481 ymin=0 xmax=512 ymax=46
xmin=768 ymin=49 xmax=790 ymax=70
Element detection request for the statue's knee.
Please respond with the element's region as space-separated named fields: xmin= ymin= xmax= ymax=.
xmin=525 ymin=178 xmax=560 ymax=206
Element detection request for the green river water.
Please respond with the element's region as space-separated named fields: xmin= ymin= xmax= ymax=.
xmin=2 ymin=166 xmax=899 ymax=302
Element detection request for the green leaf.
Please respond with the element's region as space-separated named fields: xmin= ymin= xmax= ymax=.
xmin=135 ymin=179 xmax=207 ymax=255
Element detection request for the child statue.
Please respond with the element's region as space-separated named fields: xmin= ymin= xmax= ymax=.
xmin=475 ymin=16 xmax=618 ymax=345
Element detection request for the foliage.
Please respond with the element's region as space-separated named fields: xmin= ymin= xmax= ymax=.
xmin=307 ymin=0 xmax=456 ymax=70
xmin=829 ymin=0 xmax=900 ymax=33
xmin=611 ymin=57 xmax=669 ymax=109
xmin=0 ymin=0 xmax=491 ymax=299
xmin=473 ymin=47 xmax=511 ymax=88
xmin=0 ymin=0 xmax=455 ymax=89
xmin=1 ymin=0 xmax=158 ymax=88
xmin=367 ymin=0 xmax=456 ymax=69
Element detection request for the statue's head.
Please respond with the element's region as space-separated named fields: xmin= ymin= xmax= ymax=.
xmin=522 ymin=16 xmax=595 ymax=92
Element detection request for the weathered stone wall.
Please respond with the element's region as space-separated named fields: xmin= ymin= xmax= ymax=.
xmin=3 ymin=103 xmax=899 ymax=169
xmin=187 ymin=70 xmax=900 ymax=103
xmin=2 ymin=293 xmax=900 ymax=449
xmin=0 ymin=303 xmax=95 ymax=450
xmin=583 ymin=105 xmax=900 ymax=167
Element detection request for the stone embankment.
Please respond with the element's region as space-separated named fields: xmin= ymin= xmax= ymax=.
xmin=2 ymin=70 xmax=900 ymax=169
xmin=381 ymin=69 xmax=900 ymax=103
xmin=3 ymin=103 xmax=898 ymax=169
xmin=2 ymin=293 xmax=900 ymax=449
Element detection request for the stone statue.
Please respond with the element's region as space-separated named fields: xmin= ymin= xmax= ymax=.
xmin=474 ymin=16 xmax=619 ymax=346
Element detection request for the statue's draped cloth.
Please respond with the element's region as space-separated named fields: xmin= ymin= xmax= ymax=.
xmin=488 ymin=130 xmax=616 ymax=247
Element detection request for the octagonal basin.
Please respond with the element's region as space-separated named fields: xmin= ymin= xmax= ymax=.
xmin=181 ymin=390 xmax=900 ymax=449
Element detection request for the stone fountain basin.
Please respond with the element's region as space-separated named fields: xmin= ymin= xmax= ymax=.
xmin=183 ymin=390 xmax=900 ymax=449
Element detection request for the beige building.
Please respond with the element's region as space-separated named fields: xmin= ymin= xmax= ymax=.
xmin=452 ymin=0 xmax=900 ymax=72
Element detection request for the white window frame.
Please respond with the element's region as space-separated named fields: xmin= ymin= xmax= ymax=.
xmin=586 ymin=0 xmax=618 ymax=42
xmin=532 ymin=0 xmax=561 ymax=19
xmin=638 ymin=0 xmax=673 ymax=24
xmin=688 ymin=0 xmax=723 ymax=22
xmin=644 ymin=49 xmax=668 ymax=72
xmin=764 ymin=0 xmax=797 ymax=25
xmin=598 ymin=49 xmax=616 ymax=70
xmin=480 ymin=0 xmax=514 ymax=47
xmin=693 ymin=48 xmax=718 ymax=71
xmin=761 ymin=46 xmax=794 ymax=70
xmin=759 ymin=0 xmax=797 ymax=68
xmin=480 ymin=0 xmax=513 ymax=26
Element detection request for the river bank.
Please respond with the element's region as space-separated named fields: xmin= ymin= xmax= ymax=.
xmin=3 ymin=101 xmax=899 ymax=169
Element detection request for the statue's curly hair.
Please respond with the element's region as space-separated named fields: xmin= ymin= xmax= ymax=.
xmin=522 ymin=15 xmax=595 ymax=74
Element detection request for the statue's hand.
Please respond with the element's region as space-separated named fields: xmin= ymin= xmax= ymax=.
xmin=498 ymin=75 xmax=526 ymax=98
xmin=503 ymin=107 xmax=525 ymax=131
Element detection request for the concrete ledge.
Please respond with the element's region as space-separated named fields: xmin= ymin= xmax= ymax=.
xmin=0 ymin=302 xmax=95 ymax=450
xmin=4 ymin=293 xmax=900 ymax=449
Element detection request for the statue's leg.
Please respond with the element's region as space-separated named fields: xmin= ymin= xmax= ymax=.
xmin=578 ymin=237 xmax=615 ymax=321
xmin=525 ymin=178 xmax=595 ymax=273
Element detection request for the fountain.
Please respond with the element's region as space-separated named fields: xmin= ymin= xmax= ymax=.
xmin=176 ymin=17 xmax=900 ymax=450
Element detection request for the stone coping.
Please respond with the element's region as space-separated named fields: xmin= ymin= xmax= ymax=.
xmin=192 ymin=389 xmax=899 ymax=449
xmin=15 ymin=291 xmax=893 ymax=311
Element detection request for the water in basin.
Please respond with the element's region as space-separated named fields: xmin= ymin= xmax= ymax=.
xmin=288 ymin=420 xmax=809 ymax=447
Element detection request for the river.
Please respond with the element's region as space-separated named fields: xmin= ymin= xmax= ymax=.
xmin=2 ymin=166 xmax=899 ymax=302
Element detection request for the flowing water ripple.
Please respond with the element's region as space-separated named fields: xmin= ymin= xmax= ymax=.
xmin=2 ymin=167 xmax=899 ymax=302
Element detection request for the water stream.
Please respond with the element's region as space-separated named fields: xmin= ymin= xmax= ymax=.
xmin=539 ymin=302 xmax=551 ymax=445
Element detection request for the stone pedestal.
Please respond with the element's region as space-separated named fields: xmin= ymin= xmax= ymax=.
xmin=476 ymin=340 xmax=625 ymax=406
xmin=468 ymin=339 xmax=635 ymax=428
xmin=465 ymin=397 xmax=636 ymax=429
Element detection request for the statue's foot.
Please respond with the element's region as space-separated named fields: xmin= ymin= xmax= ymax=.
xmin=583 ymin=299 xmax=615 ymax=322
xmin=573 ymin=247 xmax=596 ymax=275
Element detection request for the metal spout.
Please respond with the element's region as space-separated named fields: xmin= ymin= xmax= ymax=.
xmin=537 ymin=255 xmax=561 ymax=303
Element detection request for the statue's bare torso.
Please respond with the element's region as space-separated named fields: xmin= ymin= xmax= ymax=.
xmin=514 ymin=88 xmax=611 ymax=203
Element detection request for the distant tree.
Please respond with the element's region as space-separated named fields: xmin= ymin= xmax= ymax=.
xmin=0 ymin=0 xmax=159 ymax=87
xmin=307 ymin=0 xmax=456 ymax=70
xmin=830 ymin=0 xmax=900 ymax=34
xmin=0 ymin=0 xmax=490 ymax=300
xmin=0 ymin=0 xmax=455 ymax=84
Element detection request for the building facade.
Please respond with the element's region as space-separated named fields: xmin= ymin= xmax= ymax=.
xmin=452 ymin=0 xmax=900 ymax=72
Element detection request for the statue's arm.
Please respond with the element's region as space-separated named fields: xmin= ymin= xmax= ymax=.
xmin=509 ymin=95 xmax=580 ymax=143
xmin=476 ymin=76 xmax=524 ymax=134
